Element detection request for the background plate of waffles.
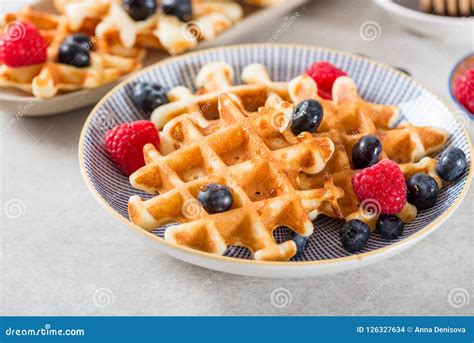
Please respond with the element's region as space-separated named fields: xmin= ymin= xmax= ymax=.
xmin=79 ymin=44 xmax=473 ymax=278
xmin=0 ymin=0 xmax=305 ymax=116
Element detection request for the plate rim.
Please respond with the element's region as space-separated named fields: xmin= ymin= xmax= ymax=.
xmin=78 ymin=43 xmax=474 ymax=269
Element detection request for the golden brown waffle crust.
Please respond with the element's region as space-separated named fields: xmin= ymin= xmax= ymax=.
xmin=129 ymin=92 xmax=342 ymax=261
xmin=126 ymin=61 xmax=450 ymax=260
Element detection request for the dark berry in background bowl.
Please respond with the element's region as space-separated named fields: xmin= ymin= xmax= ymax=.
xmin=58 ymin=43 xmax=90 ymax=68
xmin=161 ymin=0 xmax=192 ymax=22
xmin=64 ymin=33 xmax=93 ymax=51
xmin=123 ymin=0 xmax=157 ymax=21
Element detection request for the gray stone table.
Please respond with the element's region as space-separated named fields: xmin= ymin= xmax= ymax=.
xmin=1 ymin=0 xmax=473 ymax=315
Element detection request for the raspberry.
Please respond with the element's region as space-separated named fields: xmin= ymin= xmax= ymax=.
xmin=352 ymin=159 xmax=407 ymax=214
xmin=453 ymin=68 xmax=474 ymax=114
xmin=306 ymin=61 xmax=347 ymax=100
xmin=105 ymin=120 xmax=160 ymax=176
xmin=0 ymin=21 xmax=47 ymax=67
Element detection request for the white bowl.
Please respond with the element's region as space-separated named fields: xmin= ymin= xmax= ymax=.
xmin=375 ymin=0 xmax=473 ymax=42
xmin=79 ymin=44 xmax=473 ymax=278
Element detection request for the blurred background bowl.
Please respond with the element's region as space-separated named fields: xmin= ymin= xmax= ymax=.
xmin=375 ymin=0 xmax=472 ymax=43
xmin=449 ymin=53 xmax=474 ymax=117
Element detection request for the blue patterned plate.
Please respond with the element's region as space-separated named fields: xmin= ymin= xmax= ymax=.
xmin=79 ymin=44 xmax=472 ymax=278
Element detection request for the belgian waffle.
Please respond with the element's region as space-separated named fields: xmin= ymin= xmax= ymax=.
xmin=150 ymin=62 xmax=288 ymax=132
xmin=150 ymin=62 xmax=449 ymax=231
xmin=129 ymin=93 xmax=343 ymax=261
xmin=284 ymin=72 xmax=448 ymax=227
xmin=249 ymin=64 xmax=449 ymax=225
xmin=64 ymin=0 xmax=244 ymax=56
xmin=53 ymin=0 xmax=112 ymax=32
xmin=0 ymin=7 xmax=141 ymax=98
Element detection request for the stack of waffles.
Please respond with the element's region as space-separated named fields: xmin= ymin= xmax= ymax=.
xmin=1 ymin=0 xmax=279 ymax=98
xmin=419 ymin=0 xmax=473 ymax=16
xmin=127 ymin=62 xmax=450 ymax=261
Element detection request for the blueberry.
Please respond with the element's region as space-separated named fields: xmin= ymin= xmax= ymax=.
xmin=436 ymin=147 xmax=467 ymax=182
xmin=352 ymin=135 xmax=382 ymax=169
xmin=406 ymin=173 xmax=439 ymax=210
xmin=287 ymin=229 xmax=309 ymax=258
xmin=197 ymin=183 xmax=233 ymax=214
xmin=64 ymin=33 xmax=92 ymax=50
xmin=290 ymin=99 xmax=324 ymax=135
xmin=376 ymin=214 xmax=404 ymax=239
xmin=131 ymin=82 xmax=169 ymax=113
xmin=339 ymin=219 xmax=370 ymax=253
xmin=123 ymin=0 xmax=157 ymax=21
xmin=58 ymin=43 xmax=90 ymax=68
xmin=162 ymin=0 xmax=192 ymax=22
